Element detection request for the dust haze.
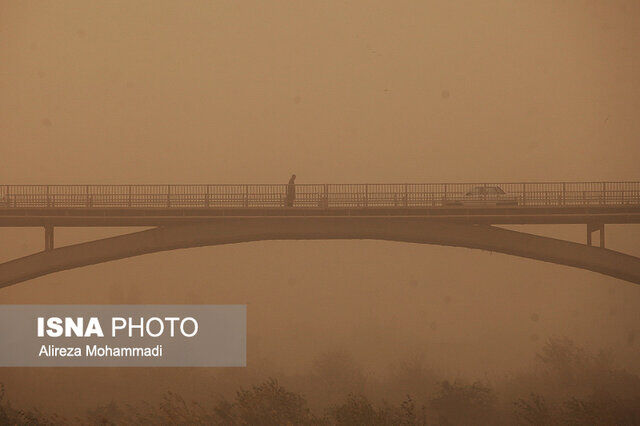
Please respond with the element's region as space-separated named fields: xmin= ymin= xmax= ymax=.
xmin=1 ymin=0 xmax=639 ymax=419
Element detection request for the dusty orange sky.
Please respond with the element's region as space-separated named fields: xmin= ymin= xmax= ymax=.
xmin=0 ymin=0 xmax=639 ymax=412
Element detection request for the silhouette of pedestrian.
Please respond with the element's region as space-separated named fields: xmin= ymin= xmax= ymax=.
xmin=285 ymin=174 xmax=296 ymax=207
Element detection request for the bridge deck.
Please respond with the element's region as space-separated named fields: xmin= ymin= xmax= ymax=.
xmin=1 ymin=182 xmax=639 ymax=226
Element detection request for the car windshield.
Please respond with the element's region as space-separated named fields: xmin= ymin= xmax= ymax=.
xmin=465 ymin=186 xmax=506 ymax=196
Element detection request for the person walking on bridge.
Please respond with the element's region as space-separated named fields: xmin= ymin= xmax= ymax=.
xmin=285 ymin=174 xmax=296 ymax=207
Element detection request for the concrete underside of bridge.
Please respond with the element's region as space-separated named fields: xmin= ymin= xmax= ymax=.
xmin=0 ymin=217 xmax=639 ymax=288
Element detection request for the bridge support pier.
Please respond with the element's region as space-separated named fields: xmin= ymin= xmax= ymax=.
xmin=44 ymin=225 xmax=54 ymax=251
xmin=587 ymin=223 xmax=604 ymax=248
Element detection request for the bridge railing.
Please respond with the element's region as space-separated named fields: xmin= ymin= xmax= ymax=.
xmin=1 ymin=182 xmax=639 ymax=208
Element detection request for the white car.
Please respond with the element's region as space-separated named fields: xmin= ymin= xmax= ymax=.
xmin=445 ymin=186 xmax=518 ymax=206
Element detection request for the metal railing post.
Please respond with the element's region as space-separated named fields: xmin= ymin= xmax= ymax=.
xmin=522 ymin=183 xmax=526 ymax=206
xmin=404 ymin=184 xmax=408 ymax=206
xmin=365 ymin=184 xmax=368 ymax=207
xmin=324 ymin=184 xmax=328 ymax=208
xmin=167 ymin=185 xmax=171 ymax=207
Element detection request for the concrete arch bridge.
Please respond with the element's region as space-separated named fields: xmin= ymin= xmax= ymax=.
xmin=0 ymin=181 xmax=639 ymax=287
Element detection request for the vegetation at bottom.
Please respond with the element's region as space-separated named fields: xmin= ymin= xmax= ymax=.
xmin=2 ymin=337 xmax=640 ymax=425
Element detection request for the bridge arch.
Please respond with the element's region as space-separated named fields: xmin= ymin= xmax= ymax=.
xmin=0 ymin=217 xmax=639 ymax=288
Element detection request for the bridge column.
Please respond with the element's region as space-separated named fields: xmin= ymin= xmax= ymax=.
xmin=44 ymin=225 xmax=54 ymax=251
xmin=587 ymin=223 xmax=604 ymax=248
